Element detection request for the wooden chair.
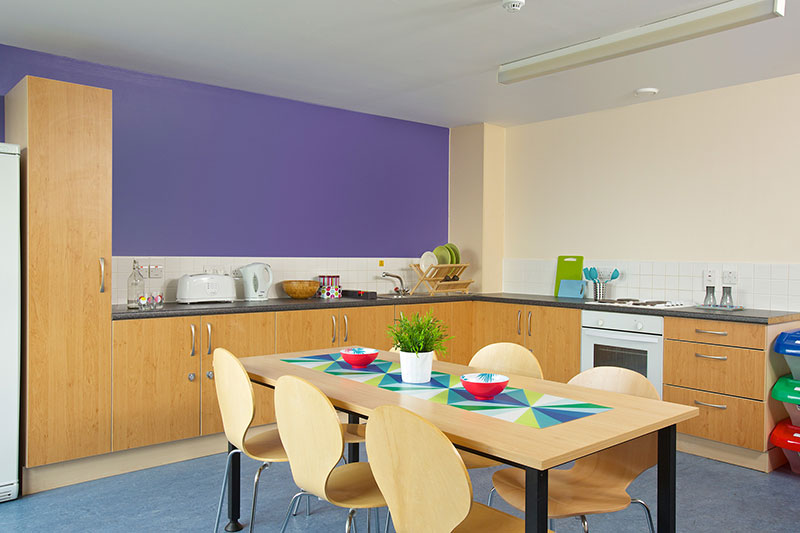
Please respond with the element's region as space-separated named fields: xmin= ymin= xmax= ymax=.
xmin=461 ymin=342 xmax=543 ymax=469
xmin=274 ymin=375 xmax=386 ymax=533
xmin=212 ymin=348 xmax=365 ymax=531
xmin=489 ymin=366 xmax=659 ymax=533
xmin=366 ymin=404 xmax=548 ymax=533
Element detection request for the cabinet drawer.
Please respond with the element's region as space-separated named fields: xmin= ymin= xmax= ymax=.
xmin=663 ymin=385 xmax=765 ymax=451
xmin=664 ymin=340 xmax=765 ymax=400
xmin=664 ymin=317 xmax=764 ymax=349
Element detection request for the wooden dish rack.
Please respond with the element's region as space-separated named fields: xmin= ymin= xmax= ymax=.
xmin=409 ymin=263 xmax=474 ymax=295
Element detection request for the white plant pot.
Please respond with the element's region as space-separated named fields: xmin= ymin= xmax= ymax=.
xmin=399 ymin=350 xmax=434 ymax=383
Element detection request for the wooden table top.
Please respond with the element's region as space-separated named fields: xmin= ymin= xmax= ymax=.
xmin=241 ymin=348 xmax=698 ymax=470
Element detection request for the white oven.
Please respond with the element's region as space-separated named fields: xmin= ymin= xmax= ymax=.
xmin=580 ymin=310 xmax=664 ymax=396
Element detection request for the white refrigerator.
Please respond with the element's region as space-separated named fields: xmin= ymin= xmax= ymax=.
xmin=0 ymin=143 xmax=20 ymax=502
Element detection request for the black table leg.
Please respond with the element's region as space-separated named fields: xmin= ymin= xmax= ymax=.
xmin=347 ymin=412 xmax=360 ymax=463
xmin=658 ymin=425 xmax=677 ymax=533
xmin=524 ymin=467 xmax=548 ymax=533
xmin=225 ymin=442 xmax=243 ymax=532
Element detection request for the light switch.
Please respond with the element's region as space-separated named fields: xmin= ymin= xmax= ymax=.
xmin=148 ymin=265 xmax=163 ymax=279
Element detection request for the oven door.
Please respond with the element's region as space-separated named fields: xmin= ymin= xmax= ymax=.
xmin=580 ymin=328 xmax=663 ymax=395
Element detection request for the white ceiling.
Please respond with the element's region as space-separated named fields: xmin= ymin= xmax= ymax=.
xmin=1 ymin=0 xmax=798 ymax=127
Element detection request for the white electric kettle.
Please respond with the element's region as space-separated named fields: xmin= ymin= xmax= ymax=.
xmin=240 ymin=262 xmax=273 ymax=301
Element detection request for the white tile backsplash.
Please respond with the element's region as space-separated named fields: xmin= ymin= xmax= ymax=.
xmin=112 ymin=256 xmax=419 ymax=305
xmin=503 ymin=258 xmax=800 ymax=312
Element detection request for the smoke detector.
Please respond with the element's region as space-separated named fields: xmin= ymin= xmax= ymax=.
xmin=503 ymin=0 xmax=525 ymax=13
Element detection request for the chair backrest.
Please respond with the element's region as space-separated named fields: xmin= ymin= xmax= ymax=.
xmin=274 ymin=375 xmax=344 ymax=500
xmin=366 ymin=405 xmax=472 ymax=533
xmin=212 ymin=348 xmax=255 ymax=451
xmin=469 ymin=342 xmax=543 ymax=379
xmin=567 ymin=366 xmax=660 ymax=487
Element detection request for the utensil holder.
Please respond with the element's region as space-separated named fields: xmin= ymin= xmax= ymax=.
xmin=593 ymin=281 xmax=606 ymax=301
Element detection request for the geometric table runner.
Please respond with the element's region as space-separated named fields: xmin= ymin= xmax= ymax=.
xmin=281 ymin=353 xmax=611 ymax=429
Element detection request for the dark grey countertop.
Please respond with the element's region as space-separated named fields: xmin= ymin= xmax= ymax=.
xmin=112 ymin=292 xmax=800 ymax=325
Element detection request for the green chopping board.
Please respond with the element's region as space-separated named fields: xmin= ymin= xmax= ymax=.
xmin=554 ymin=256 xmax=584 ymax=297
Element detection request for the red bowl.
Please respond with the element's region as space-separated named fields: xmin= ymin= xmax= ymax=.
xmin=340 ymin=348 xmax=379 ymax=369
xmin=460 ymin=373 xmax=509 ymax=400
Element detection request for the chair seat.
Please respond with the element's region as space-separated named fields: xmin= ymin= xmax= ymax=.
xmin=492 ymin=467 xmax=633 ymax=518
xmin=242 ymin=426 xmax=288 ymax=463
xmin=325 ymin=462 xmax=386 ymax=509
xmin=454 ymin=502 xmax=552 ymax=532
xmin=458 ymin=449 xmax=500 ymax=469
xmin=342 ymin=423 xmax=366 ymax=444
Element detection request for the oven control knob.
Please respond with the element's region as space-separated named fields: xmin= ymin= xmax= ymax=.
xmin=636 ymin=322 xmax=644 ymax=330
xmin=597 ymin=319 xmax=604 ymax=326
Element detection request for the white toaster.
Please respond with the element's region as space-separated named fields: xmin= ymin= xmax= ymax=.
xmin=176 ymin=274 xmax=236 ymax=303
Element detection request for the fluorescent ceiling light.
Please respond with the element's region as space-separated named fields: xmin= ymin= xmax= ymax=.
xmin=498 ymin=0 xmax=785 ymax=84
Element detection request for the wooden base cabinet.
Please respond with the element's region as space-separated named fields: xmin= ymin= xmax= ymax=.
xmin=201 ymin=313 xmax=276 ymax=435
xmin=6 ymin=76 xmax=113 ymax=466
xmin=471 ymin=302 xmax=580 ymax=382
xmin=340 ymin=306 xmax=395 ymax=351
xmin=112 ymin=317 xmax=201 ymax=451
xmin=394 ymin=302 xmax=473 ymax=365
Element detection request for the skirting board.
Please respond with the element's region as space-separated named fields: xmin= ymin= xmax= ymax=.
xmin=23 ymin=432 xmax=232 ymax=495
xmin=677 ymin=433 xmax=787 ymax=473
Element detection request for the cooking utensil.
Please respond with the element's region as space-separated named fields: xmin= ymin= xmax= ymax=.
xmin=583 ymin=267 xmax=592 ymax=280
xmin=590 ymin=267 xmax=598 ymax=281
xmin=554 ymin=255 xmax=584 ymax=297
xmin=608 ymin=269 xmax=619 ymax=282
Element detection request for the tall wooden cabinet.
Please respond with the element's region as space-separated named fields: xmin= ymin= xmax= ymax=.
xmin=471 ymin=302 xmax=580 ymax=382
xmin=5 ymin=76 xmax=113 ymax=466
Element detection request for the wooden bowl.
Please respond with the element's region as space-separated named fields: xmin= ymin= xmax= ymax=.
xmin=282 ymin=280 xmax=319 ymax=299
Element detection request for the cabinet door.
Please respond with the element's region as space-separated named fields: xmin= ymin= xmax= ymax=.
xmin=6 ymin=77 xmax=113 ymax=466
xmin=201 ymin=313 xmax=276 ymax=435
xmin=471 ymin=302 xmax=524 ymax=356
xmin=448 ymin=302 xmax=474 ymax=365
xmin=526 ymin=306 xmax=581 ymax=383
xmin=395 ymin=303 xmax=454 ymax=361
xmin=340 ymin=306 xmax=395 ymax=351
xmin=276 ymin=308 xmax=340 ymax=353
xmin=112 ymin=317 xmax=201 ymax=451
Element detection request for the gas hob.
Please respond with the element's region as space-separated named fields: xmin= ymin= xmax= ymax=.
xmin=586 ymin=298 xmax=687 ymax=308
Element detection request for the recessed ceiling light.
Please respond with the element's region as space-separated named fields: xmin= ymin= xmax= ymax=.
xmin=634 ymin=87 xmax=660 ymax=97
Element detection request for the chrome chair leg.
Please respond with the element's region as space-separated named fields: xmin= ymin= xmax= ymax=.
xmin=549 ymin=518 xmax=555 ymax=531
xmin=213 ymin=449 xmax=241 ymax=533
xmin=580 ymin=515 xmax=589 ymax=533
xmin=487 ymin=487 xmax=496 ymax=507
xmin=280 ymin=491 xmax=309 ymax=533
xmin=384 ymin=508 xmax=391 ymax=533
xmin=345 ymin=508 xmax=357 ymax=533
xmin=631 ymin=498 xmax=655 ymax=533
xmin=291 ymin=491 xmax=313 ymax=517
xmin=249 ymin=462 xmax=270 ymax=532
xmin=306 ymin=493 xmax=311 ymax=516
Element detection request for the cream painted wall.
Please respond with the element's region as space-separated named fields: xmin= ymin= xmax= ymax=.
xmin=481 ymin=124 xmax=505 ymax=292
xmin=505 ymin=72 xmax=800 ymax=263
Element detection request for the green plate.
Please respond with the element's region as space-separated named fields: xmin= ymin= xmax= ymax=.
xmin=446 ymin=243 xmax=461 ymax=264
xmin=433 ymin=245 xmax=451 ymax=265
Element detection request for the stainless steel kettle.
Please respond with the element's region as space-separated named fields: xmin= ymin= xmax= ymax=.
xmin=240 ymin=262 xmax=273 ymax=301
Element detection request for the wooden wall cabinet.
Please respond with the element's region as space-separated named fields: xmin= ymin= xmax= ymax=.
xmin=201 ymin=313 xmax=276 ymax=435
xmin=5 ymin=76 xmax=113 ymax=466
xmin=112 ymin=317 xmax=201 ymax=451
xmin=471 ymin=302 xmax=580 ymax=382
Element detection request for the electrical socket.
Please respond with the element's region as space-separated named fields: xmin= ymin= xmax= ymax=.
xmin=722 ymin=270 xmax=738 ymax=285
xmin=231 ymin=267 xmax=242 ymax=278
xmin=148 ymin=265 xmax=163 ymax=279
xmin=203 ymin=265 xmax=213 ymax=274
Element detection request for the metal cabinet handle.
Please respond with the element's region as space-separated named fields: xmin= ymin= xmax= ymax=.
xmin=694 ymin=400 xmax=727 ymax=410
xmin=206 ymin=371 xmax=214 ymax=380
xmin=332 ymin=315 xmax=337 ymax=344
xmin=695 ymin=329 xmax=728 ymax=336
xmin=188 ymin=373 xmax=196 ymax=382
xmin=99 ymin=257 xmax=106 ymax=293
xmin=343 ymin=314 xmax=349 ymax=343
xmin=517 ymin=310 xmax=521 ymax=335
xmin=527 ymin=311 xmax=532 ymax=337
xmin=695 ymin=353 xmax=728 ymax=361
xmin=190 ymin=324 xmax=196 ymax=356
xmin=207 ymin=323 xmax=213 ymax=355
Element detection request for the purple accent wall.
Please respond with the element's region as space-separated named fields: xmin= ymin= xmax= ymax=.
xmin=0 ymin=44 xmax=449 ymax=257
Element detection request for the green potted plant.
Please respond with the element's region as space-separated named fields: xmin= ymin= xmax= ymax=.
xmin=386 ymin=311 xmax=450 ymax=383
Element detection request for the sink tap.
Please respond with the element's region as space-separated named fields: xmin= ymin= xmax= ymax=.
xmin=381 ymin=272 xmax=409 ymax=295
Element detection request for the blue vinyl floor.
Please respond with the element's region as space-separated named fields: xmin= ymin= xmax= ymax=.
xmin=0 ymin=447 xmax=798 ymax=532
